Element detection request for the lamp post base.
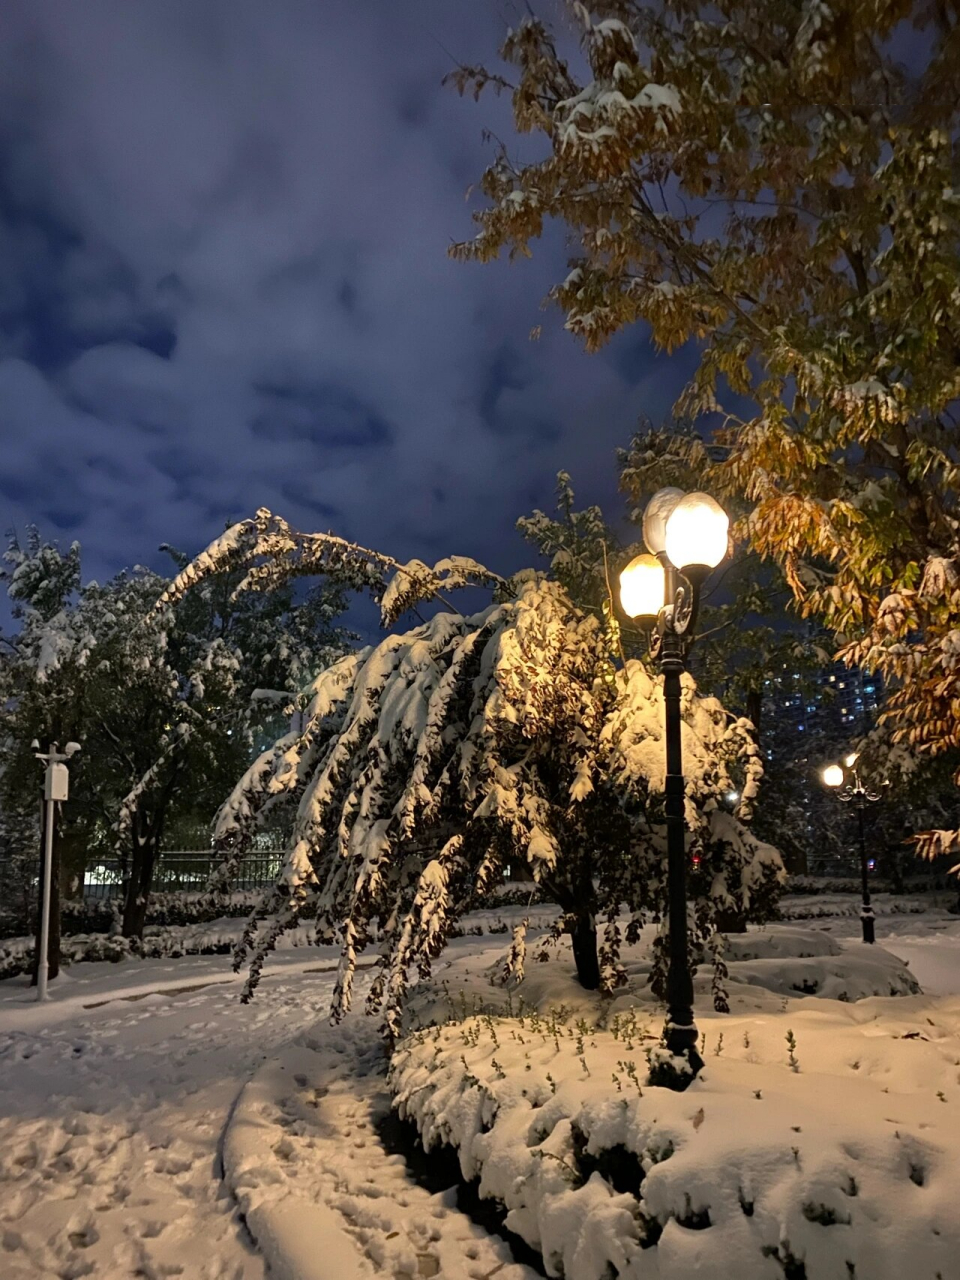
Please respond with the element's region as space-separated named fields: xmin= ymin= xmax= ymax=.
xmin=647 ymin=1023 xmax=704 ymax=1091
xmin=860 ymin=909 xmax=875 ymax=945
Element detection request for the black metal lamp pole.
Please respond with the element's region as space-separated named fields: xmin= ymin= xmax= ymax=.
xmin=822 ymin=757 xmax=881 ymax=944
xmin=658 ymin=612 xmax=704 ymax=1081
xmin=854 ymin=797 xmax=876 ymax=944
xmin=619 ymin=489 xmax=729 ymax=1091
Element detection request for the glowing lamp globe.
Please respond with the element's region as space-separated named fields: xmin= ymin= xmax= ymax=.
xmin=663 ymin=492 xmax=729 ymax=579
xmin=844 ymin=752 xmax=859 ymax=768
xmin=619 ymin=553 xmax=665 ymax=620
xmin=642 ymin=487 xmax=684 ymax=557
xmin=822 ymin=764 xmax=844 ymax=788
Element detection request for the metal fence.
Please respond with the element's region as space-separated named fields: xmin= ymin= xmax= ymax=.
xmin=83 ymin=850 xmax=285 ymax=899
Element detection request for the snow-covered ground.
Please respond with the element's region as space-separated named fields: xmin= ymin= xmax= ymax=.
xmin=2 ymin=908 xmax=960 ymax=1280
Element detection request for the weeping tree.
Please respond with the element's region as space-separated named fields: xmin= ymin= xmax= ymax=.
xmin=161 ymin=509 xmax=782 ymax=1035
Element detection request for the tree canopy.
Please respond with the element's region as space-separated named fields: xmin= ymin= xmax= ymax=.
xmin=449 ymin=0 xmax=960 ymax=860
xmin=0 ymin=527 xmax=352 ymax=938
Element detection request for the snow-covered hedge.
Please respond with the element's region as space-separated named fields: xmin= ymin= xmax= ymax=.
xmin=0 ymin=891 xmax=275 ymax=942
xmin=0 ymin=920 xmax=294 ymax=981
xmin=779 ymin=894 xmax=929 ymax=922
xmin=390 ymin=933 xmax=952 ymax=1280
xmin=0 ymin=910 xmax=541 ymax=981
xmin=784 ymin=877 xmax=944 ymax=897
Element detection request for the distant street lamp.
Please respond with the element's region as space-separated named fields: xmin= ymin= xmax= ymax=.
xmin=32 ymin=740 xmax=80 ymax=1001
xmin=619 ymin=488 xmax=729 ymax=1089
xmin=821 ymin=751 xmax=884 ymax=944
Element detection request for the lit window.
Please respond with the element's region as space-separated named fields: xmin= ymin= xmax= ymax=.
xmin=838 ymin=682 xmax=845 ymax=689
xmin=841 ymin=708 xmax=848 ymax=715
xmin=829 ymin=675 xmax=836 ymax=682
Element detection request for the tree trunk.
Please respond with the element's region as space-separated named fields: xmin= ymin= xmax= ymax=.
xmin=121 ymin=811 xmax=161 ymax=940
xmin=570 ymin=912 xmax=601 ymax=990
xmin=744 ymin=687 xmax=763 ymax=747
xmin=714 ymin=907 xmax=747 ymax=934
xmin=31 ymin=802 xmax=61 ymax=985
xmin=884 ymin=847 xmax=905 ymax=895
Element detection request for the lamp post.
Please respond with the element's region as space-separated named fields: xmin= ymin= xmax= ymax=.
xmin=821 ymin=752 xmax=882 ymax=944
xmin=619 ymin=488 xmax=730 ymax=1089
xmin=33 ymin=740 xmax=80 ymax=1001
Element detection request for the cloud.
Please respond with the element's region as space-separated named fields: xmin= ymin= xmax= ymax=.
xmin=0 ymin=0 xmax=686 ymax=596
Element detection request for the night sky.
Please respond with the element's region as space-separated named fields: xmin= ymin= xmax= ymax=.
xmin=0 ymin=1 xmax=692 ymax=589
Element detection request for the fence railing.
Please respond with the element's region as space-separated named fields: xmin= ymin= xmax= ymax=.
xmin=83 ymin=850 xmax=285 ymax=899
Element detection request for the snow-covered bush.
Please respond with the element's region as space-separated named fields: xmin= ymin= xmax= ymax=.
xmin=390 ymin=932 xmax=949 ymax=1280
xmin=161 ymin=509 xmax=783 ymax=1035
xmin=0 ymin=931 xmax=133 ymax=980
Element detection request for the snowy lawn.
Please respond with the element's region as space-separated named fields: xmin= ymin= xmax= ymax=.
xmin=389 ymin=920 xmax=960 ymax=1280
xmin=2 ymin=910 xmax=960 ymax=1280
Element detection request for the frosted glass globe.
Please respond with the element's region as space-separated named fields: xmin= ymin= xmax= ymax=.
xmin=642 ymin=487 xmax=684 ymax=556
xmin=618 ymin=553 xmax=665 ymax=620
xmin=663 ymin=492 xmax=729 ymax=573
xmin=822 ymin=764 xmax=844 ymax=788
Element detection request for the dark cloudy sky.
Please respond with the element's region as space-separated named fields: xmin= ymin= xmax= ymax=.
xmin=0 ymin=0 xmax=690 ymax=587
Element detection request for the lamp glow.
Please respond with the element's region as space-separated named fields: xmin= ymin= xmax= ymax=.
xmin=844 ymin=752 xmax=859 ymax=768
xmin=663 ymin=492 xmax=729 ymax=576
xmin=642 ymin=487 xmax=684 ymax=557
xmin=822 ymin=764 xmax=844 ymax=788
xmin=618 ymin=553 xmax=666 ymax=620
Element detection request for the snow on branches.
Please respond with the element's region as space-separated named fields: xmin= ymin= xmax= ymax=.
xmin=189 ymin=538 xmax=780 ymax=1035
xmin=157 ymin=507 xmax=507 ymax=628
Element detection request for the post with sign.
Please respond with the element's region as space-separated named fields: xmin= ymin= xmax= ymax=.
xmin=33 ymin=742 xmax=81 ymax=1001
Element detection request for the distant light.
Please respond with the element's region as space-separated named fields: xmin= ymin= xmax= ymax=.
xmin=867 ymin=859 xmax=876 ymax=872
xmin=726 ymin=791 xmax=739 ymax=804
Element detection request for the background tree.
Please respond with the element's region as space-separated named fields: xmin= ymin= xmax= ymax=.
xmin=521 ymin=443 xmax=837 ymax=875
xmin=0 ymin=529 xmax=352 ymax=944
xmin=449 ymin=0 xmax=960 ymax=862
xmin=160 ymin=508 xmax=782 ymax=1036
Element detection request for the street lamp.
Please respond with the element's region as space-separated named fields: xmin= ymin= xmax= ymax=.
xmin=820 ymin=751 xmax=883 ymax=944
xmin=619 ymin=488 xmax=729 ymax=1089
xmin=32 ymin=740 xmax=80 ymax=1001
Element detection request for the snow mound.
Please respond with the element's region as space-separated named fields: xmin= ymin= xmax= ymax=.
xmin=391 ymin=990 xmax=960 ymax=1280
xmin=404 ymin=926 xmax=921 ymax=1033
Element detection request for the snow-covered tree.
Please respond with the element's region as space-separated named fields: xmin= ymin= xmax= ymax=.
xmin=449 ymin=1 xmax=960 ymax=865
xmin=0 ymin=528 xmax=352 ymax=941
xmin=162 ymin=509 xmax=782 ymax=1035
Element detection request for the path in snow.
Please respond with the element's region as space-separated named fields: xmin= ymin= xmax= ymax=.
xmin=0 ymin=953 xmax=345 ymax=1280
